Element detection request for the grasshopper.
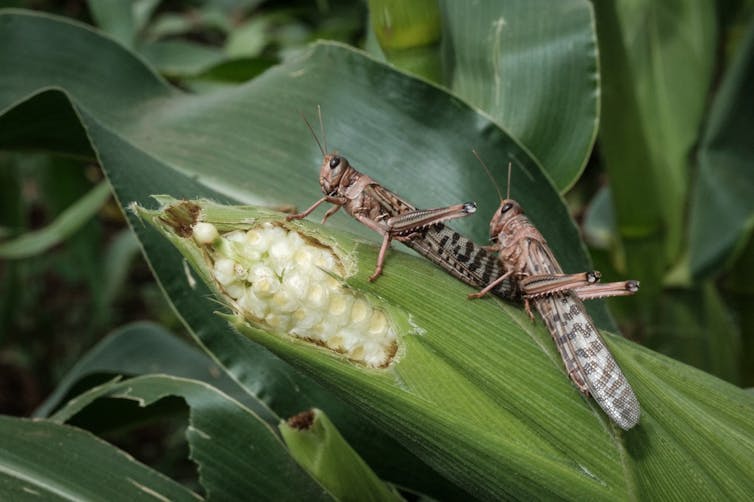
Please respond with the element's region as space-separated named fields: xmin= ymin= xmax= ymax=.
xmin=287 ymin=109 xmax=513 ymax=295
xmin=470 ymin=155 xmax=641 ymax=430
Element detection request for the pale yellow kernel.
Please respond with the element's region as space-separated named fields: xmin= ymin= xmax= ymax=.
xmin=293 ymin=247 xmax=315 ymax=267
xmin=225 ymin=230 xmax=246 ymax=243
xmin=314 ymin=250 xmax=337 ymax=272
xmin=239 ymin=289 xmax=266 ymax=319
xmin=245 ymin=228 xmax=268 ymax=251
xmin=324 ymin=276 xmax=340 ymax=290
xmin=242 ymin=249 xmax=262 ymax=262
xmin=368 ymin=311 xmax=388 ymax=335
xmin=286 ymin=230 xmax=305 ymax=249
xmin=337 ymin=328 xmax=362 ymax=351
xmin=264 ymin=225 xmax=287 ymax=243
xmin=328 ymin=293 xmax=351 ymax=317
xmin=225 ymin=281 xmax=245 ymax=299
xmin=269 ymin=239 xmax=293 ymax=261
xmin=251 ymin=275 xmax=278 ymax=298
xmin=291 ymin=309 xmax=322 ymax=330
xmin=350 ymin=298 xmax=370 ymax=324
xmin=271 ymin=289 xmax=298 ymax=313
xmin=349 ymin=345 xmax=365 ymax=360
xmin=265 ymin=312 xmax=290 ymax=332
xmin=326 ymin=335 xmax=344 ymax=351
xmin=213 ymin=258 xmax=236 ymax=285
xmin=283 ymin=271 xmax=309 ymax=300
xmin=248 ymin=263 xmax=273 ymax=282
xmin=308 ymin=322 xmax=328 ymax=342
xmin=192 ymin=222 xmax=218 ymax=244
xmin=306 ymin=283 xmax=329 ymax=309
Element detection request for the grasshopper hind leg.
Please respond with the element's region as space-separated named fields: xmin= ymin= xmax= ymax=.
xmin=369 ymin=232 xmax=394 ymax=282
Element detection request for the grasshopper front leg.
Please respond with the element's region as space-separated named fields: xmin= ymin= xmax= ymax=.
xmin=286 ymin=197 xmax=329 ymax=221
xmin=287 ymin=195 xmax=346 ymax=223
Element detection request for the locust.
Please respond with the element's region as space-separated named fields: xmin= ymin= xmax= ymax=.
xmin=469 ymin=155 xmax=641 ymax=430
xmin=287 ymin=109 xmax=514 ymax=297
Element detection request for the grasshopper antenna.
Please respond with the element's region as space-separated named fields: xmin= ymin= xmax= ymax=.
xmin=301 ymin=111 xmax=326 ymax=157
xmin=506 ymin=161 xmax=512 ymax=200
xmin=472 ymin=149 xmax=504 ymax=201
xmin=317 ymin=104 xmax=327 ymax=154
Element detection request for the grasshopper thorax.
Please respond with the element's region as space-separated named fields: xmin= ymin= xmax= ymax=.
xmin=319 ymin=153 xmax=352 ymax=195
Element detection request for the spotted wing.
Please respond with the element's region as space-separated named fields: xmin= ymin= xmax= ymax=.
xmin=534 ymin=291 xmax=641 ymax=430
xmin=364 ymin=183 xmax=416 ymax=216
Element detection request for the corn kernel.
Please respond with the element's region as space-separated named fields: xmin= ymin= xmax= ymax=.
xmin=192 ymin=222 xmax=219 ymax=244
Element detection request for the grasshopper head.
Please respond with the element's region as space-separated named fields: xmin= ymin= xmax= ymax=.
xmin=319 ymin=153 xmax=350 ymax=195
xmin=489 ymin=198 xmax=523 ymax=242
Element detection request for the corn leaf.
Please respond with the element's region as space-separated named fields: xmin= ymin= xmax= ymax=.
xmin=0 ymin=415 xmax=198 ymax=501
xmin=50 ymin=375 xmax=334 ymax=501
xmin=1 ymin=9 xmax=752 ymax=500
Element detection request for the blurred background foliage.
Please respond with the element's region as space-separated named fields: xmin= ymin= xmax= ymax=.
xmin=0 ymin=0 xmax=753 ymax=497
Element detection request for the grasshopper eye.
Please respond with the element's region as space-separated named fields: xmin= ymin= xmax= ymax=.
xmin=329 ymin=156 xmax=341 ymax=169
xmin=500 ymin=202 xmax=513 ymax=214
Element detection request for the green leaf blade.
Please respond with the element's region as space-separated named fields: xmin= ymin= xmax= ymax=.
xmin=439 ymin=0 xmax=599 ymax=190
xmin=0 ymin=181 xmax=110 ymax=259
xmin=51 ymin=375 xmax=334 ymax=501
xmin=689 ymin=17 xmax=754 ymax=278
xmin=0 ymin=415 xmax=199 ymax=501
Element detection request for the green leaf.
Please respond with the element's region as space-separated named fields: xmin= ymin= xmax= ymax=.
xmin=51 ymin=375 xmax=332 ymax=501
xmin=139 ymin=40 xmax=227 ymax=78
xmin=280 ymin=409 xmax=402 ymax=502
xmin=33 ymin=321 xmax=276 ymax=424
xmin=0 ymin=88 xmax=94 ymax=158
xmin=0 ymin=181 xmax=110 ymax=259
xmin=86 ymin=0 xmax=160 ymax=48
xmin=99 ymin=229 xmax=142 ymax=313
xmin=225 ymin=16 xmax=271 ymax=59
xmin=188 ymin=56 xmax=278 ymax=85
xmin=368 ymin=0 xmax=442 ymax=81
xmin=583 ymin=185 xmax=616 ymax=251
xmin=689 ymin=17 xmax=754 ymax=278
xmin=594 ymin=0 xmax=717 ymax=294
xmin=0 ymin=415 xmax=198 ymax=501
xmin=438 ymin=0 xmax=599 ymax=190
xmin=646 ymin=284 xmax=741 ymax=384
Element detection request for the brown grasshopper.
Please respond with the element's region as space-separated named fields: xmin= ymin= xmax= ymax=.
xmin=470 ymin=155 xmax=641 ymax=430
xmin=287 ymin=109 xmax=513 ymax=294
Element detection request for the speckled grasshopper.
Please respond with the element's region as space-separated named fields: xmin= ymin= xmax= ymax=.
xmin=469 ymin=155 xmax=641 ymax=430
xmin=287 ymin=108 xmax=513 ymax=295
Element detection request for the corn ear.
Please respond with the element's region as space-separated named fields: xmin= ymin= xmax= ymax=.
xmin=134 ymin=196 xmax=754 ymax=501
